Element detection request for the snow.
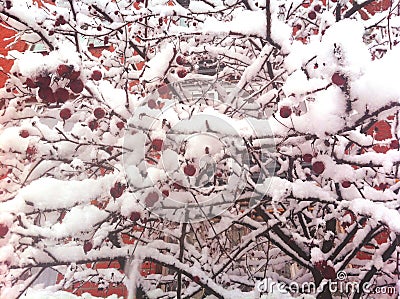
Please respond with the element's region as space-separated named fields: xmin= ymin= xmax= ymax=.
xmin=282 ymin=70 xmax=326 ymax=96
xmin=13 ymin=175 xmax=114 ymax=210
xmin=201 ymin=10 xmax=267 ymax=38
xmin=310 ymin=247 xmax=324 ymax=264
xmin=341 ymin=198 xmax=400 ymax=233
xmin=9 ymin=43 xmax=80 ymax=78
xmin=352 ymin=45 xmax=400 ymax=112
xmin=21 ymin=289 xmax=121 ymax=299
xmin=317 ymin=19 xmax=370 ymax=74
xmin=1 ymin=0 xmax=400 ymax=298
xmin=142 ymin=44 xmax=175 ymax=86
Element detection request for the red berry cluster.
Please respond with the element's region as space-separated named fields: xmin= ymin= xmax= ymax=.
xmin=175 ymin=56 xmax=189 ymax=78
xmin=55 ymin=15 xmax=67 ymax=27
xmin=176 ymin=55 xmax=187 ymax=65
xmin=24 ymin=64 xmax=86 ymax=105
xmin=86 ymin=106 xmax=106 ymax=130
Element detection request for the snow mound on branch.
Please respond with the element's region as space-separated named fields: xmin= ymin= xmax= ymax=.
xmin=9 ymin=43 xmax=80 ymax=77
xmin=318 ymin=19 xmax=370 ymax=75
xmin=352 ymin=45 xmax=400 ymax=111
xmin=342 ymin=198 xmax=400 ymax=233
xmin=22 ymin=288 xmax=121 ymax=299
xmin=202 ymin=10 xmax=267 ymax=37
xmin=142 ymin=44 xmax=175 ymax=86
xmin=15 ymin=175 xmax=115 ymax=210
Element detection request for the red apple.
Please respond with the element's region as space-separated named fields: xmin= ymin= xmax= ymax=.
xmin=58 ymin=15 xmax=66 ymax=25
xmin=308 ymin=11 xmax=317 ymax=20
xmin=110 ymin=187 xmax=120 ymax=198
xmin=184 ymin=164 xmax=196 ymax=176
xmin=60 ymin=108 xmax=72 ymax=120
xmin=313 ymin=4 xmax=321 ymax=12
xmin=69 ymin=70 xmax=81 ymax=80
xmin=130 ymin=211 xmax=141 ymax=222
xmin=88 ymin=120 xmax=99 ymax=131
xmin=280 ymin=106 xmax=292 ymax=118
xmin=378 ymin=183 xmax=388 ymax=190
xmin=303 ymin=153 xmax=313 ymax=163
xmin=69 ymin=79 xmax=84 ymax=93
xmin=110 ymin=183 xmax=125 ymax=198
xmin=176 ymin=56 xmax=186 ymax=65
xmin=38 ymin=87 xmax=55 ymax=103
xmin=315 ymin=261 xmax=336 ymax=280
xmin=177 ymin=68 xmax=187 ymax=78
xmin=312 ymin=161 xmax=325 ymax=175
xmin=20 ymin=130 xmax=29 ymax=138
xmin=35 ymin=75 xmax=51 ymax=87
xmin=0 ymin=224 xmax=9 ymax=237
xmin=152 ymin=139 xmax=163 ymax=151
xmin=94 ymin=107 xmax=105 ymax=119
xmin=54 ymin=88 xmax=69 ymax=102
xmin=25 ymin=78 xmax=37 ymax=88
xmin=116 ymin=122 xmax=125 ymax=130
xmin=390 ymin=139 xmax=399 ymax=149
xmin=5 ymin=0 xmax=12 ymax=9
xmin=83 ymin=240 xmax=93 ymax=253
xmin=341 ymin=181 xmax=351 ymax=188
xmin=331 ymin=73 xmax=346 ymax=86
xmin=57 ymin=64 xmax=72 ymax=77
xmin=91 ymin=70 xmax=102 ymax=81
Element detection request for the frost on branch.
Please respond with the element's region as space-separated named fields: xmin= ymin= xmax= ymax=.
xmin=0 ymin=0 xmax=400 ymax=298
